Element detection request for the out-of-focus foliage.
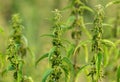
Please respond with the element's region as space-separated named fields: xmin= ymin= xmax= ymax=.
xmin=0 ymin=0 xmax=120 ymax=82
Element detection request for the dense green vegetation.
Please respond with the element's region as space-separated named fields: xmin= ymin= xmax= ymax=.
xmin=0 ymin=0 xmax=120 ymax=82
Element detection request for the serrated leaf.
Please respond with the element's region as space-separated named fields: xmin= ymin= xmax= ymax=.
xmin=42 ymin=68 xmax=53 ymax=82
xmin=61 ymin=65 xmax=70 ymax=82
xmin=101 ymin=39 xmax=115 ymax=47
xmin=48 ymin=47 xmax=56 ymax=61
xmin=73 ymin=40 xmax=91 ymax=56
xmin=96 ymin=52 xmax=103 ymax=79
xmin=103 ymin=46 xmax=109 ymax=67
xmin=75 ymin=64 xmax=89 ymax=82
xmin=22 ymin=35 xmax=28 ymax=47
xmin=81 ymin=23 xmax=92 ymax=39
xmin=67 ymin=44 xmax=75 ymax=58
xmin=117 ymin=66 xmax=120 ymax=82
xmin=27 ymin=47 xmax=35 ymax=65
xmin=81 ymin=6 xmax=94 ymax=13
xmin=35 ymin=53 xmax=49 ymax=67
xmin=62 ymin=57 xmax=74 ymax=75
xmin=66 ymin=15 xmax=76 ymax=29
xmin=62 ymin=57 xmax=74 ymax=81
xmin=105 ymin=0 xmax=120 ymax=8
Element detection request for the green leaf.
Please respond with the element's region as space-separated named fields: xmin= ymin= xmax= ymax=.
xmin=96 ymin=52 xmax=103 ymax=79
xmin=81 ymin=6 xmax=94 ymax=13
xmin=62 ymin=57 xmax=74 ymax=75
xmin=82 ymin=23 xmax=92 ymax=39
xmin=75 ymin=64 xmax=89 ymax=82
xmin=62 ymin=57 xmax=75 ymax=82
xmin=35 ymin=53 xmax=49 ymax=67
xmin=48 ymin=47 xmax=56 ymax=61
xmin=2 ymin=64 xmax=15 ymax=76
xmin=61 ymin=65 xmax=70 ymax=82
xmin=101 ymin=39 xmax=115 ymax=47
xmin=67 ymin=44 xmax=75 ymax=58
xmin=73 ymin=40 xmax=91 ymax=56
xmin=22 ymin=35 xmax=28 ymax=47
xmin=17 ymin=62 xmax=23 ymax=82
xmin=105 ymin=0 xmax=120 ymax=8
xmin=66 ymin=15 xmax=76 ymax=29
xmin=117 ymin=66 xmax=120 ymax=82
xmin=103 ymin=46 xmax=109 ymax=67
xmin=42 ymin=68 xmax=53 ymax=82
xmin=27 ymin=47 xmax=35 ymax=65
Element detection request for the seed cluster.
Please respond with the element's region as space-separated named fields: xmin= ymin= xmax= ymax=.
xmin=49 ymin=9 xmax=63 ymax=82
xmin=6 ymin=14 xmax=27 ymax=82
xmin=89 ymin=4 xmax=104 ymax=81
xmin=71 ymin=0 xmax=84 ymax=40
xmin=92 ymin=5 xmax=104 ymax=53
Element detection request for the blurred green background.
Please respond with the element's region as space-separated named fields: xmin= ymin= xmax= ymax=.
xmin=0 ymin=0 xmax=119 ymax=82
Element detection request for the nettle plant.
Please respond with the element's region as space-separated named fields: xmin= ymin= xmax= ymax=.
xmin=36 ymin=9 xmax=74 ymax=82
xmin=0 ymin=0 xmax=120 ymax=82
xmin=65 ymin=0 xmax=93 ymax=82
xmin=3 ymin=14 xmax=33 ymax=82
xmin=87 ymin=2 xmax=120 ymax=82
xmin=46 ymin=9 xmax=63 ymax=82
xmin=88 ymin=4 xmax=105 ymax=82
xmin=65 ymin=0 xmax=120 ymax=82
